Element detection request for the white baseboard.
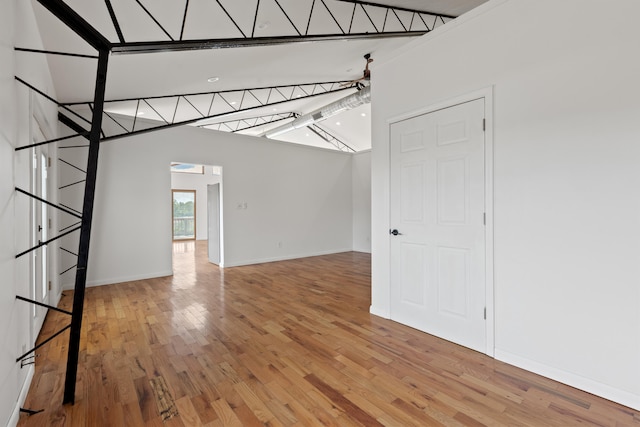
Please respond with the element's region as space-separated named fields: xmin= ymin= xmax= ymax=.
xmin=369 ymin=305 xmax=390 ymax=319
xmin=495 ymin=349 xmax=640 ymax=411
xmin=223 ymin=248 xmax=354 ymax=268
xmin=8 ymin=365 xmax=35 ymax=427
xmin=62 ymin=270 xmax=174 ymax=290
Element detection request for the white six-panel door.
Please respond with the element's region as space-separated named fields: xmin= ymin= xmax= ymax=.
xmin=390 ymin=98 xmax=486 ymax=353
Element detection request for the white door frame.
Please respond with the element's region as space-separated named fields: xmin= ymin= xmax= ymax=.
xmin=30 ymin=98 xmax=53 ymax=345
xmin=207 ymin=183 xmax=222 ymax=266
xmin=387 ymin=87 xmax=495 ymax=356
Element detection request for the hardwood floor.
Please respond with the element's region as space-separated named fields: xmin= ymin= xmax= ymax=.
xmin=19 ymin=241 xmax=640 ymax=426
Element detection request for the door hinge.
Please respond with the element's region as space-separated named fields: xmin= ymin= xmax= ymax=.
xmin=48 ymin=281 xmax=52 ymax=291
xmin=484 ymin=307 xmax=487 ymax=320
xmin=482 ymin=118 xmax=486 ymax=131
xmin=48 ymin=157 xmax=52 ymax=168
xmin=483 ymin=212 xmax=486 ymax=225
xmin=48 ymin=218 xmax=52 ymax=229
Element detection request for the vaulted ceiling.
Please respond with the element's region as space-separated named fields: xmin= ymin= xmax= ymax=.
xmin=29 ymin=0 xmax=488 ymax=151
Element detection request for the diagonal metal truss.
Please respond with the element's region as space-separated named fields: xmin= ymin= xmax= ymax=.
xmin=200 ymin=112 xmax=296 ymax=133
xmin=307 ymin=122 xmax=354 ymax=152
xmin=199 ymin=112 xmax=354 ymax=152
xmin=61 ymin=82 xmax=354 ymax=141
xmin=93 ymin=0 xmax=455 ymax=53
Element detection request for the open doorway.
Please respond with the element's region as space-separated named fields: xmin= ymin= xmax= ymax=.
xmin=170 ymin=163 xmax=223 ymax=266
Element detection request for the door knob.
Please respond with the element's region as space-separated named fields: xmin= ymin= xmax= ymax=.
xmin=389 ymin=229 xmax=402 ymax=236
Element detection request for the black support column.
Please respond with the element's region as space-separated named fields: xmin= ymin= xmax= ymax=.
xmin=62 ymin=48 xmax=109 ymax=405
xmin=34 ymin=0 xmax=112 ymax=406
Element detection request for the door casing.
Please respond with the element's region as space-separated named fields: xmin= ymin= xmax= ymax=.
xmin=386 ymin=87 xmax=495 ymax=356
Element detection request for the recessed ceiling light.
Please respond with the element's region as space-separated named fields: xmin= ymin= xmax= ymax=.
xmin=230 ymin=101 xmax=237 ymax=105
xmin=305 ymin=133 xmax=310 ymax=137
xmin=137 ymin=111 xmax=145 ymax=116
xmin=207 ymin=77 xmax=219 ymax=83
xmin=336 ymin=121 xmax=341 ymax=126
xmin=361 ymin=113 xmax=366 ymax=117
xmin=257 ymin=21 xmax=270 ymax=30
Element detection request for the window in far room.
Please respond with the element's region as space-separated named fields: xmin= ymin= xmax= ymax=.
xmin=172 ymin=189 xmax=196 ymax=240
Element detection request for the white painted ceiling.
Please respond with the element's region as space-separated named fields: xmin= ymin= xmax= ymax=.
xmin=31 ymin=0 xmax=487 ymax=151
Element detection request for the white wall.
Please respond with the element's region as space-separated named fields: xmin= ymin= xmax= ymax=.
xmin=371 ymin=0 xmax=640 ymax=410
xmin=0 ymin=2 xmax=19 ymax=423
xmin=171 ymin=166 xmax=221 ymax=241
xmin=1 ymin=0 xmax=59 ymax=425
xmin=58 ymin=121 xmax=355 ymax=287
xmin=352 ymin=150 xmax=371 ymax=253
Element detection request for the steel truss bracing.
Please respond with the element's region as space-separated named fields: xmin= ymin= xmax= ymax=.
xmin=200 ymin=112 xmax=297 ymax=132
xmin=200 ymin=112 xmax=354 ymax=151
xmin=98 ymin=0 xmax=454 ymax=54
xmin=62 ymin=82 xmax=353 ymax=141
xmin=306 ymin=122 xmax=354 ymax=152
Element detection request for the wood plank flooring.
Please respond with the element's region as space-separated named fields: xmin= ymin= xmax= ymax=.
xmin=18 ymin=241 xmax=640 ymax=426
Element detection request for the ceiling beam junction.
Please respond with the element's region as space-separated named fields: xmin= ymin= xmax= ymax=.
xmin=35 ymin=0 xmax=110 ymax=51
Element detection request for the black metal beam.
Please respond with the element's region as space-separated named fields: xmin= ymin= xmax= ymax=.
xmin=110 ymin=31 xmax=426 ymax=54
xmin=104 ymin=0 xmax=125 ymax=43
xmin=20 ymin=408 xmax=44 ymax=416
xmin=15 ymin=226 xmax=81 ymax=259
xmin=134 ymin=0 xmax=174 ymax=40
xmin=35 ymin=0 xmax=110 ymax=51
xmin=58 ymin=112 xmax=90 ymax=139
xmin=59 ymin=158 xmax=87 ymax=174
xmin=16 ymin=324 xmax=71 ymax=363
xmin=58 ymin=180 xmax=86 ymax=191
xmin=200 ymin=112 xmax=296 ymax=133
xmin=15 ymin=77 xmax=92 ymax=128
xmin=63 ymin=49 xmax=109 ymax=405
xmin=179 ymin=0 xmax=189 ymax=40
xmin=307 ymin=123 xmax=355 ymax=152
xmin=15 ymin=187 xmax=82 ymax=219
xmin=63 ymin=80 xmax=350 ymax=106
xmin=14 ymin=132 xmax=90 ymax=151
xmin=16 ymin=295 xmax=73 ymax=316
xmin=14 ymin=47 xmax=99 ymax=59
xmin=99 ymin=85 xmax=351 ymax=142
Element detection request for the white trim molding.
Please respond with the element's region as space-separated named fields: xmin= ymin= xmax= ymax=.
xmin=496 ymin=349 xmax=640 ymax=411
